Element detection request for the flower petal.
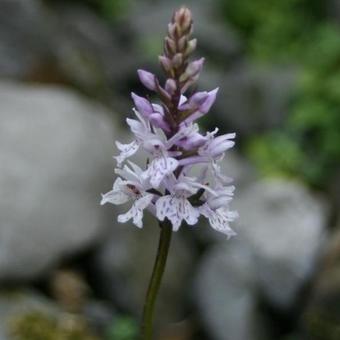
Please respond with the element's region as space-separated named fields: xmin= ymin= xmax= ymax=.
xmin=143 ymin=157 xmax=178 ymax=188
xmin=114 ymin=140 xmax=139 ymax=166
xmin=101 ymin=180 xmax=130 ymax=205
xmin=156 ymin=195 xmax=182 ymax=231
xmin=137 ymin=69 xmax=157 ymax=91
xmin=156 ymin=195 xmax=199 ymax=231
xmin=200 ymin=204 xmax=237 ymax=239
xmin=117 ymin=194 xmax=153 ymax=228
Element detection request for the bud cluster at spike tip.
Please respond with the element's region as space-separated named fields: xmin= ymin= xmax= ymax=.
xmin=101 ymin=7 xmax=238 ymax=238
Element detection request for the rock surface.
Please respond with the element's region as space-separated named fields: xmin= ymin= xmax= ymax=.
xmin=200 ymin=65 xmax=298 ymax=136
xmin=194 ymin=178 xmax=328 ymax=339
xmin=195 ymin=239 xmax=263 ymax=340
xmin=0 ymin=0 xmax=53 ymax=79
xmin=0 ymin=82 xmax=116 ymax=280
xmin=302 ymin=223 xmax=340 ymax=340
xmin=93 ymin=215 xmax=197 ymax=323
xmin=236 ymin=179 xmax=328 ymax=308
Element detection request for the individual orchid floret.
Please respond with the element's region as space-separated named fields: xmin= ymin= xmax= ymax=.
xmin=156 ymin=174 xmax=201 ymax=231
xmin=142 ymin=154 xmax=179 ymax=188
xmin=199 ymin=204 xmax=238 ymax=239
xmin=198 ymin=130 xmax=236 ymax=159
xmin=101 ymin=164 xmax=154 ymax=228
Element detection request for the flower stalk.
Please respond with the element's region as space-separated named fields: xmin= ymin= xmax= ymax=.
xmin=141 ymin=220 xmax=172 ymax=340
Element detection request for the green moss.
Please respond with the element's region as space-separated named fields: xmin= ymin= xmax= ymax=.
xmin=304 ymin=309 xmax=340 ymax=340
xmin=10 ymin=311 xmax=98 ymax=340
xmin=106 ymin=316 xmax=138 ymax=340
xmin=220 ymin=0 xmax=326 ymax=61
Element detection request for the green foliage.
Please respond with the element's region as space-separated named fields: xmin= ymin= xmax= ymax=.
xmin=248 ymin=132 xmax=305 ymax=179
xmin=289 ymin=25 xmax=340 ymax=183
xmin=98 ymin=0 xmax=131 ymax=21
xmin=106 ymin=316 xmax=138 ymax=340
xmin=223 ymin=0 xmax=340 ymax=186
xmin=220 ymin=0 xmax=326 ymax=60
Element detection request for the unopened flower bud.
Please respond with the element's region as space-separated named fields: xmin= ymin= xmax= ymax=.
xmin=167 ymin=23 xmax=176 ymax=38
xmin=199 ymin=88 xmax=219 ymax=114
xmin=165 ymin=37 xmax=176 ymax=55
xmin=179 ymin=91 xmax=209 ymax=111
xmin=178 ymin=36 xmax=187 ymax=51
xmin=176 ymin=132 xmax=207 ymax=150
xmin=155 ymin=79 xmax=171 ymax=104
xmin=181 ymin=88 xmax=219 ymax=123
xmin=159 ymin=56 xmax=172 ymax=73
xmin=149 ymin=113 xmax=171 ymax=132
xmin=137 ymin=70 xmax=156 ymax=91
xmin=185 ymin=57 xmax=205 ymax=78
xmin=174 ymin=7 xmax=192 ymax=33
xmin=131 ymin=92 xmax=153 ymax=117
xmin=172 ymin=53 xmax=183 ymax=68
xmin=165 ymin=79 xmax=177 ymax=95
xmin=185 ymin=38 xmax=197 ymax=56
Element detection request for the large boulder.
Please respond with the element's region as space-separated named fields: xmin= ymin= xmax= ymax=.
xmin=0 ymin=82 xmax=116 ymax=280
xmin=194 ymin=178 xmax=328 ymax=339
xmin=195 ymin=239 xmax=265 ymax=340
xmin=236 ymin=179 xmax=328 ymax=309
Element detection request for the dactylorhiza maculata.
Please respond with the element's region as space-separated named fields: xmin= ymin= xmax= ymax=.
xmin=101 ymin=7 xmax=238 ymax=238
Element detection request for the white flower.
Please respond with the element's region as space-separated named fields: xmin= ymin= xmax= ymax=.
xmin=114 ymin=140 xmax=139 ymax=167
xmin=100 ymin=164 xmax=153 ymax=228
xmin=199 ymin=203 xmax=238 ymax=238
xmin=198 ymin=184 xmax=237 ymax=237
xmin=142 ymin=156 xmax=179 ymax=188
xmin=155 ymin=175 xmax=202 ymax=231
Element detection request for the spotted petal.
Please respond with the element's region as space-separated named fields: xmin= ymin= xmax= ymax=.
xmin=156 ymin=195 xmax=199 ymax=231
xmin=200 ymin=203 xmax=237 ymax=239
xmin=117 ymin=194 xmax=153 ymax=228
xmin=114 ymin=140 xmax=139 ymax=166
xmin=142 ymin=157 xmax=178 ymax=188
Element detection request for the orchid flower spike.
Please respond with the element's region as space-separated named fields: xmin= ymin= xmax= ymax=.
xmin=101 ymin=6 xmax=238 ymax=237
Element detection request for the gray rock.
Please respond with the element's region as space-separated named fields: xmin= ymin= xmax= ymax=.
xmin=201 ymin=65 xmax=298 ymax=135
xmin=195 ymin=239 xmax=266 ymax=340
xmin=236 ymin=179 xmax=328 ymax=308
xmin=52 ymin=4 xmax=137 ymax=102
xmin=0 ymin=82 xmax=116 ymax=280
xmin=93 ymin=215 xmax=197 ymax=323
xmin=194 ymin=178 xmax=328 ymax=339
xmin=302 ymin=223 xmax=340 ymax=340
xmin=0 ymin=0 xmax=136 ymax=113
xmin=0 ymin=0 xmax=54 ymax=78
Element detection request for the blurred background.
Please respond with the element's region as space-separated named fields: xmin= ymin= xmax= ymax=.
xmin=0 ymin=0 xmax=340 ymax=339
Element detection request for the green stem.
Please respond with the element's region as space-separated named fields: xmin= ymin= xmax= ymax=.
xmin=141 ymin=220 xmax=173 ymax=340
